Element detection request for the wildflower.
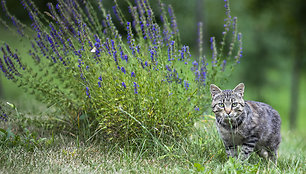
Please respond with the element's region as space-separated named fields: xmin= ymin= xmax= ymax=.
xmin=237 ymin=33 xmax=242 ymax=41
xmin=195 ymin=107 xmax=199 ymax=111
xmin=184 ymin=80 xmax=189 ymax=90
xmin=133 ymin=82 xmax=139 ymax=94
xmin=150 ymin=48 xmax=155 ymax=61
xmin=86 ymin=87 xmax=90 ymax=98
xmin=131 ymin=71 xmax=135 ymax=77
xmin=0 ymin=113 xmax=8 ymax=122
xmin=168 ymin=5 xmax=178 ymax=34
xmin=165 ymin=65 xmax=171 ymax=71
xmin=167 ymin=45 xmax=172 ymax=61
xmin=210 ymin=37 xmax=214 ymax=50
xmin=123 ymin=55 xmax=128 ymax=62
xmin=121 ymin=67 xmax=126 ymax=74
xmin=222 ymin=60 xmax=226 ymax=71
xmin=200 ymin=66 xmax=207 ymax=84
xmin=112 ymin=5 xmax=123 ymax=25
xmin=122 ymin=82 xmax=126 ymax=88
xmin=224 ymin=0 xmax=231 ymax=17
xmin=235 ymin=33 xmax=243 ymax=63
xmin=210 ymin=37 xmax=217 ymax=66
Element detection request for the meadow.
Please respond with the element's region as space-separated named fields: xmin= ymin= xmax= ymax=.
xmin=0 ymin=113 xmax=305 ymax=173
xmin=0 ymin=0 xmax=305 ymax=173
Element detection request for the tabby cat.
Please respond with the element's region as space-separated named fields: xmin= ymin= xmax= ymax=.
xmin=210 ymin=83 xmax=281 ymax=161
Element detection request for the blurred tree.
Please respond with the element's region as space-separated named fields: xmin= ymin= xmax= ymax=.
xmin=245 ymin=0 xmax=306 ymax=130
xmin=290 ymin=28 xmax=304 ymax=130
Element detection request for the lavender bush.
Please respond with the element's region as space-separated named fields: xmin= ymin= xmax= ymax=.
xmin=0 ymin=0 xmax=242 ymax=142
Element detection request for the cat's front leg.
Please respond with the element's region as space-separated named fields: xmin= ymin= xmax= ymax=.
xmin=225 ymin=144 xmax=238 ymax=158
xmin=239 ymin=135 xmax=259 ymax=160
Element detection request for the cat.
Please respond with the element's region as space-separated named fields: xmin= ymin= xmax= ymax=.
xmin=210 ymin=83 xmax=281 ymax=161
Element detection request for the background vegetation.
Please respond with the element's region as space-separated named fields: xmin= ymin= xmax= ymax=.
xmin=0 ymin=0 xmax=305 ymax=173
xmin=1 ymin=0 xmax=305 ymax=133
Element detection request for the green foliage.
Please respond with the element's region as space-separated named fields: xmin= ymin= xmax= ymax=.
xmin=0 ymin=127 xmax=54 ymax=151
xmin=0 ymin=102 xmax=54 ymax=151
xmin=0 ymin=0 xmax=242 ymax=143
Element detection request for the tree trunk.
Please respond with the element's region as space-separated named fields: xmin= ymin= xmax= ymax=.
xmin=289 ymin=29 xmax=303 ymax=130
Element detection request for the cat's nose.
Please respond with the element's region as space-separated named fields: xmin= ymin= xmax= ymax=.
xmin=225 ymin=108 xmax=231 ymax=115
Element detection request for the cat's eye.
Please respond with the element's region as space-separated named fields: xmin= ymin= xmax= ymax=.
xmin=232 ymin=103 xmax=238 ymax=107
xmin=218 ymin=103 xmax=224 ymax=107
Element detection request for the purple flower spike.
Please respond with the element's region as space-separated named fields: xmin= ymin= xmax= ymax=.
xmin=131 ymin=71 xmax=135 ymax=77
xmin=133 ymin=82 xmax=139 ymax=94
xmin=121 ymin=67 xmax=126 ymax=74
xmin=86 ymin=87 xmax=91 ymax=98
xmin=122 ymin=82 xmax=126 ymax=88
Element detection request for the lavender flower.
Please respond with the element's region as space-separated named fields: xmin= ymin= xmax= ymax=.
xmin=192 ymin=61 xmax=198 ymax=67
xmin=184 ymin=80 xmax=189 ymax=90
xmin=122 ymin=82 xmax=126 ymax=88
xmin=165 ymin=65 xmax=171 ymax=71
xmin=131 ymin=71 xmax=135 ymax=77
xmin=195 ymin=107 xmax=199 ymax=111
xmin=235 ymin=33 xmax=243 ymax=63
xmin=133 ymin=82 xmax=139 ymax=94
xmin=112 ymin=5 xmax=124 ymax=25
xmin=168 ymin=5 xmax=178 ymax=35
xmin=0 ymin=112 xmax=8 ymax=122
xmin=210 ymin=37 xmax=217 ymax=66
xmin=222 ymin=60 xmax=226 ymax=71
xmin=86 ymin=87 xmax=90 ymax=98
xmin=121 ymin=67 xmax=126 ymax=74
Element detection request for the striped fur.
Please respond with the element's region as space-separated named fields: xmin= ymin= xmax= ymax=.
xmin=210 ymin=83 xmax=281 ymax=161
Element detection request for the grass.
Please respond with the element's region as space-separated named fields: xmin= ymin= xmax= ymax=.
xmin=1 ymin=114 xmax=305 ymax=174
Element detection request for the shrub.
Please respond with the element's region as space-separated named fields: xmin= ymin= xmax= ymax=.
xmin=0 ymin=0 xmax=242 ymax=143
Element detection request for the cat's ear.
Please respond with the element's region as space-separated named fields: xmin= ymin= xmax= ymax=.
xmin=210 ymin=84 xmax=222 ymax=97
xmin=233 ymin=83 xmax=245 ymax=97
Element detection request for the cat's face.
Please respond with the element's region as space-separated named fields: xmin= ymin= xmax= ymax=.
xmin=210 ymin=83 xmax=245 ymax=121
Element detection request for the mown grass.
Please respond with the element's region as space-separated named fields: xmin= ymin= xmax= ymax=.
xmin=1 ymin=114 xmax=305 ymax=174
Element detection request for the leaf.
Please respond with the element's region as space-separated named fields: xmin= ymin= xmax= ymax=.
xmin=0 ymin=128 xmax=7 ymax=138
xmin=6 ymin=128 xmax=15 ymax=139
xmin=0 ymin=128 xmax=6 ymax=134
xmin=194 ymin=163 xmax=205 ymax=172
xmin=79 ymin=114 xmax=88 ymax=120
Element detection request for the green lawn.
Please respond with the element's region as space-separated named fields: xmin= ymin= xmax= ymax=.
xmin=1 ymin=117 xmax=305 ymax=173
